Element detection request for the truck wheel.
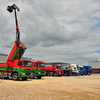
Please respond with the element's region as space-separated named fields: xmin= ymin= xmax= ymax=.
xmin=48 ymin=72 xmax=51 ymax=76
xmin=31 ymin=73 xmax=35 ymax=79
xmin=37 ymin=76 xmax=41 ymax=79
xmin=22 ymin=77 xmax=27 ymax=80
xmin=12 ymin=73 xmax=19 ymax=81
xmin=54 ymin=73 xmax=57 ymax=76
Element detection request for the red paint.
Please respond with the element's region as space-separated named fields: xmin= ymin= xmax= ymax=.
xmin=46 ymin=65 xmax=64 ymax=75
xmin=92 ymin=68 xmax=100 ymax=73
xmin=7 ymin=41 xmax=26 ymax=61
xmin=32 ymin=60 xmax=45 ymax=69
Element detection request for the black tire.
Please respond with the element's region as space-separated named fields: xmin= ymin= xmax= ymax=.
xmin=37 ymin=76 xmax=41 ymax=79
xmin=48 ymin=72 xmax=51 ymax=76
xmin=54 ymin=72 xmax=57 ymax=76
xmin=31 ymin=73 xmax=35 ymax=79
xmin=12 ymin=73 xmax=19 ymax=81
xmin=22 ymin=77 xmax=27 ymax=80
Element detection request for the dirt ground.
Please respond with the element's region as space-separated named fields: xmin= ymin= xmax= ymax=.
xmin=0 ymin=74 xmax=100 ymax=100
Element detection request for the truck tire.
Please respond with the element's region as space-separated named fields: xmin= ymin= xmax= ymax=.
xmin=54 ymin=72 xmax=57 ymax=76
xmin=12 ymin=73 xmax=19 ymax=81
xmin=31 ymin=73 xmax=35 ymax=79
xmin=22 ymin=77 xmax=27 ymax=80
xmin=48 ymin=72 xmax=51 ymax=76
xmin=37 ymin=76 xmax=41 ymax=79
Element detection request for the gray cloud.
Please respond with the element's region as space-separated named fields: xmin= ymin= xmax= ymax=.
xmin=0 ymin=0 xmax=100 ymax=65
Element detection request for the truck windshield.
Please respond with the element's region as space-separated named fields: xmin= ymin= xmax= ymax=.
xmin=89 ymin=67 xmax=92 ymax=70
xmin=81 ymin=67 xmax=84 ymax=70
xmin=56 ymin=66 xmax=59 ymax=69
xmin=23 ymin=61 xmax=33 ymax=67
xmin=39 ymin=63 xmax=45 ymax=67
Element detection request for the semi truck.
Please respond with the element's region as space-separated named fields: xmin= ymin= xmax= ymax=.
xmin=31 ymin=60 xmax=46 ymax=79
xmin=83 ymin=66 xmax=92 ymax=75
xmin=46 ymin=65 xmax=63 ymax=76
xmin=70 ymin=64 xmax=80 ymax=76
xmin=62 ymin=64 xmax=72 ymax=76
xmin=79 ymin=65 xmax=85 ymax=75
xmin=59 ymin=65 xmax=64 ymax=75
xmin=0 ymin=4 xmax=33 ymax=81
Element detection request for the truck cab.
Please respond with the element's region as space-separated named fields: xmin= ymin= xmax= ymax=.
xmin=83 ymin=66 xmax=92 ymax=75
xmin=59 ymin=65 xmax=64 ymax=75
xmin=62 ymin=64 xmax=72 ymax=76
xmin=0 ymin=59 xmax=33 ymax=81
xmin=79 ymin=65 xmax=85 ymax=75
xmin=70 ymin=64 xmax=80 ymax=76
xmin=32 ymin=60 xmax=46 ymax=79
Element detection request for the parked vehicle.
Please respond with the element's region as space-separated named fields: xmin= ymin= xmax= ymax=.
xmin=79 ymin=65 xmax=85 ymax=75
xmin=59 ymin=65 xmax=64 ymax=75
xmin=31 ymin=60 xmax=46 ymax=79
xmin=45 ymin=65 xmax=63 ymax=76
xmin=84 ymin=66 xmax=92 ymax=75
xmin=0 ymin=4 xmax=33 ymax=81
xmin=62 ymin=64 xmax=72 ymax=76
xmin=70 ymin=64 xmax=80 ymax=76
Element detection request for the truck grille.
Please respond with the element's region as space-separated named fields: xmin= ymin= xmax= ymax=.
xmin=25 ymin=72 xmax=31 ymax=76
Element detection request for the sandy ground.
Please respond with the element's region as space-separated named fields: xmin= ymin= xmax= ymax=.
xmin=0 ymin=74 xmax=100 ymax=100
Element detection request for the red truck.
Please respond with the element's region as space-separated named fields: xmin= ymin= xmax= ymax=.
xmin=0 ymin=4 xmax=33 ymax=81
xmin=46 ymin=64 xmax=64 ymax=76
xmin=59 ymin=65 xmax=64 ymax=75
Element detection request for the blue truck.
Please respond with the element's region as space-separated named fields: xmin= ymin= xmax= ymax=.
xmin=83 ymin=66 xmax=92 ymax=75
xmin=79 ymin=66 xmax=86 ymax=75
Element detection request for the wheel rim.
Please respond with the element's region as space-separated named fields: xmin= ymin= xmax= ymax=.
xmin=13 ymin=75 xmax=17 ymax=80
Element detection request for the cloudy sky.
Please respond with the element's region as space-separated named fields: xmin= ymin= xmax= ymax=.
xmin=0 ymin=0 xmax=100 ymax=65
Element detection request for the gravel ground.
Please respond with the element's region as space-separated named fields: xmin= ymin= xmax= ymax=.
xmin=0 ymin=74 xmax=100 ymax=100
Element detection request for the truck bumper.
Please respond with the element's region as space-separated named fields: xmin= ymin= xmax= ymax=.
xmin=19 ymin=72 xmax=32 ymax=78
